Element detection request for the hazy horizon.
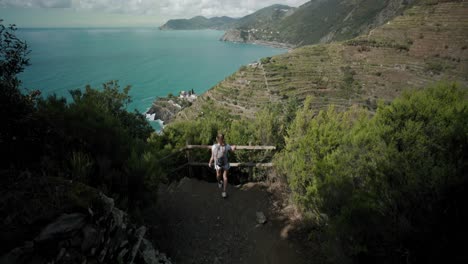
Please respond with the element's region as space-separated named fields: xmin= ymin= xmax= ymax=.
xmin=0 ymin=7 xmax=164 ymax=28
xmin=0 ymin=0 xmax=309 ymax=28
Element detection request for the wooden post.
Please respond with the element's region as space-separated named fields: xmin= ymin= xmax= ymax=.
xmin=248 ymin=142 xmax=253 ymax=181
xmin=186 ymin=140 xmax=193 ymax=178
xmin=248 ymin=166 xmax=253 ymax=182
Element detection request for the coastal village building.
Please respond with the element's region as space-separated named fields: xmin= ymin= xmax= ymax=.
xmin=179 ymin=90 xmax=197 ymax=102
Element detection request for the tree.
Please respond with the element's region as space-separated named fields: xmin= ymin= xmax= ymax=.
xmin=0 ymin=20 xmax=39 ymax=170
xmin=0 ymin=20 xmax=30 ymax=90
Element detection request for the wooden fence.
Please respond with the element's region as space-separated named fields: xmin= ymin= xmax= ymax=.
xmin=160 ymin=145 xmax=276 ymax=179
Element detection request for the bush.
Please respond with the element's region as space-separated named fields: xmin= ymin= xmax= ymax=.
xmin=260 ymin=57 xmax=272 ymax=64
xmin=276 ymin=83 xmax=468 ymax=263
xmin=33 ymin=81 xmax=157 ymax=209
xmin=424 ymin=61 xmax=445 ymax=74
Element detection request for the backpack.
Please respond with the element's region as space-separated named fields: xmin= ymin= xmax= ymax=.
xmin=215 ymin=144 xmax=228 ymax=166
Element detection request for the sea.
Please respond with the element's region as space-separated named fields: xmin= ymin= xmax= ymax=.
xmin=17 ymin=28 xmax=286 ymax=129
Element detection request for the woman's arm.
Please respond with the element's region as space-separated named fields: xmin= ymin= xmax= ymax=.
xmin=209 ymin=147 xmax=214 ymax=167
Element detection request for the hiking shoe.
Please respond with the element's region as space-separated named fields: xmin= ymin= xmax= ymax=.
xmin=222 ymin=192 xmax=227 ymax=198
xmin=218 ymin=180 xmax=223 ymax=189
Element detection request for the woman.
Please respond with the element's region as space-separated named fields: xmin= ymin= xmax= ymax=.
xmin=209 ymin=133 xmax=236 ymax=198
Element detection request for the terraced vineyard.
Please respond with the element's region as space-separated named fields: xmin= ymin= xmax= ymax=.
xmin=175 ymin=0 xmax=468 ymax=121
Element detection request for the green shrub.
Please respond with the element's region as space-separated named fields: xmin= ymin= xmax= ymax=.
xmin=69 ymin=151 xmax=93 ymax=183
xmin=33 ymin=81 xmax=157 ymax=209
xmin=261 ymin=57 xmax=272 ymax=64
xmin=276 ymin=83 xmax=468 ymax=263
xmin=424 ymin=61 xmax=445 ymax=74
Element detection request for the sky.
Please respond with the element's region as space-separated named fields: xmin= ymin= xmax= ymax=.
xmin=0 ymin=0 xmax=310 ymax=28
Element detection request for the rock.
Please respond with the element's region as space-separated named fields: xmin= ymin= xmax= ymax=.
xmin=256 ymin=211 xmax=267 ymax=224
xmin=213 ymin=256 xmax=222 ymax=264
xmin=117 ymin=248 xmax=129 ymax=262
xmin=1 ymin=191 xmax=170 ymax=264
xmin=147 ymin=98 xmax=183 ymax=124
xmin=108 ymin=227 xmax=127 ymax=252
xmin=3 ymin=214 xmax=13 ymax=225
xmin=56 ymin=247 xmax=66 ymax=262
xmin=60 ymin=248 xmax=82 ymax=263
xmin=98 ymin=192 xmax=114 ymax=217
xmin=111 ymin=208 xmax=124 ymax=230
xmin=129 ymin=226 xmax=146 ymax=264
xmin=0 ymin=241 xmax=35 ymax=264
xmin=139 ymin=239 xmax=173 ymax=264
xmin=139 ymin=238 xmax=157 ymax=264
xmin=119 ymin=240 xmax=128 ymax=248
xmin=166 ymin=182 xmax=178 ymax=193
xmin=35 ymin=213 xmax=86 ymax=242
xmin=319 ymin=213 xmax=329 ymax=225
xmin=220 ymin=29 xmax=246 ymax=43
xmin=178 ymin=177 xmax=190 ymax=186
xmin=81 ymin=225 xmax=99 ymax=253
xmin=177 ymin=177 xmax=193 ymax=192
xmin=98 ymin=237 xmax=111 ymax=262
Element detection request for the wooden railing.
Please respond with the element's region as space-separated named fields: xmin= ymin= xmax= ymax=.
xmin=160 ymin=145 xmax=276 ymax=178
xmin=185 ymin=145 xmax=276 ymax=151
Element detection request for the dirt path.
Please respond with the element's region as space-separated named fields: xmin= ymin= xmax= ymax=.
xmin=151 ymin=177 xmax=313 ymax=264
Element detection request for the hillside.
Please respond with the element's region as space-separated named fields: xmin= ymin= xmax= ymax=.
xmin=232 ymin=4 xmax=295 ymax=30
xmin=221 ymin=0 xmax=418 ymax=47
xmin=219 ymin=4 xmax=296 ymax=48
xmin=175 ymin=0 xmax=468 ymax=121
xmin=159 ymin=4 xmax=295 ymax=32
xmin=159 ymin=16 xmax=238 ymax=30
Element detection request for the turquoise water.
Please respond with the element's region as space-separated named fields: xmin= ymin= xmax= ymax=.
xmin=17 ymin=28 xmax=286 ymax=120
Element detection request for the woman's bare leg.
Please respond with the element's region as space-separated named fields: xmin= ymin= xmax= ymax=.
xmin=223 ymin=169 xmax=228 ymax=193
xmin=216 ymin=169 xmax=222 ymax=182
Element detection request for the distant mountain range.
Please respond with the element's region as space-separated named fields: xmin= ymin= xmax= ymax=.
xmin=160 ymin=1 xmax=418 ymax=47
xmin=159 ymin=4 xmax=295 ymax=31
xmin=159 ymin=15 xmax=238 ymax=30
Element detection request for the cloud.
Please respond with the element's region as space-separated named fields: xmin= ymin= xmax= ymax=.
xmin=75 ymin=0 xmax=159 ymax=15
xmin=159 ymin=0 xmax=310 ymax=18
xmin=0 ymin=0 xmax=72 ymax=8
xmin=0 ymin=0 xmax=310 ymax=18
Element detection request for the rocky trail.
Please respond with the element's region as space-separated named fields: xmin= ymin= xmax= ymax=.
xmin=149 ymin=177 xmax=315 ymax=264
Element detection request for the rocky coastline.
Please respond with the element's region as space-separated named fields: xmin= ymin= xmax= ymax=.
xmin=146 ymin=91 xmax=197 ymax=126
xmin=146 ymin=100 xmax=181 ymax=125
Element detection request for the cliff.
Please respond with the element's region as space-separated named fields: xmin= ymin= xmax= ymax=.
xmin=147 ymin=93 xmax=198 ymax=124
